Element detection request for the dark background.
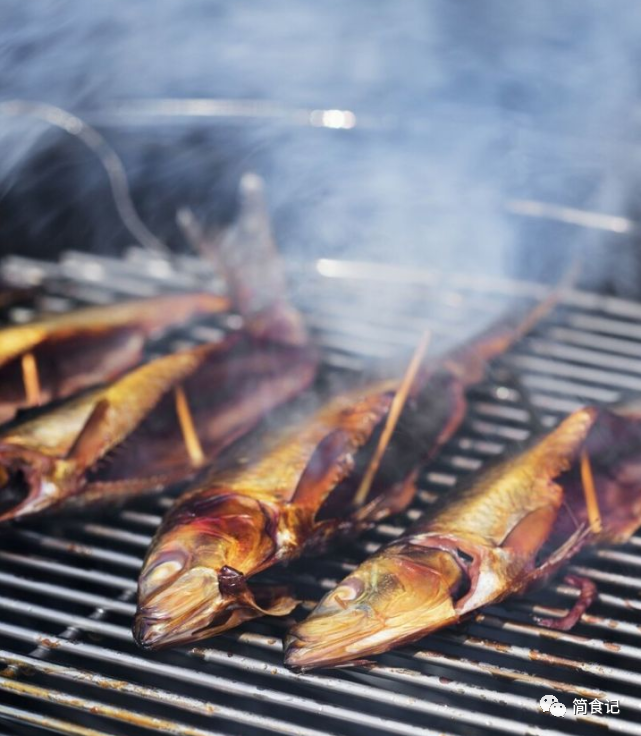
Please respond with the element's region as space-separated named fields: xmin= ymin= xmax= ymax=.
xmin=1 ymin=1 xmax=640 ymax=295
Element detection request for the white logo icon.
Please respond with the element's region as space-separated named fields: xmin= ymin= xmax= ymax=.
xmin=540 ymin=695 xmax=557 ymax=712
xmin=540 ymin=695 xmax=566 ymax=717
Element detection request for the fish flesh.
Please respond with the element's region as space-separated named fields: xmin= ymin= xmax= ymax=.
xmin=284 ymin=401 xmax=641 ymax=669
xmin=134 ymin=291 xmax=557 ymax=650
xmin=0 ymin=292 xmax=228 ymax=423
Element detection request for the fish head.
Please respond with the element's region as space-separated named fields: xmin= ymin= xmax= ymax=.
xmin=0 ymin=443 xmax=64 ymax=523
xmin=134 ymin=492 xmax=295 ymax=650
xmin=285 ymin=543 xmax=464 ymax=670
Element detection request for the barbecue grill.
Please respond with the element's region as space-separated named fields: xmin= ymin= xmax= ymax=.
xmin=0 ymin=245 xmax=640 ymax=736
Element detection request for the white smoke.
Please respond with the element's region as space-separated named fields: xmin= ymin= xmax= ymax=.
xmin=0 ymin=0 xmax=640 ymax=293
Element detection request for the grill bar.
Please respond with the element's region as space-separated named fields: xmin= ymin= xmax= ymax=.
xmin=0 ymin=704 xmax=113 ymax=736
xmin=0 ymin=676 xmax=226 ymax=736
xmin=0 ymin=625 xmax=450 ymax=736
xmin=1 ymin=249 xmax=640 ymax=735
xmin=192 ymin=647 xmax=611 ymax=736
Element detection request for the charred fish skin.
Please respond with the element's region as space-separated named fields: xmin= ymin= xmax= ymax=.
xmin=284 ymin=403 xmax=641 ymax=671
xmin=0 ymin=292 xmax=229 ymax=424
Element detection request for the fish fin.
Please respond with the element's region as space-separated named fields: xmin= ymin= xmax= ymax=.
xmin=196 ymin=585 xmax=299 ymax=640
xmin=292 ymin=429 xmax=354 ymax=506
xmin=216 ymin=567 xmax=299 ymax=618
xmin=250 ymin=584 xmax=299 ymax=617
xmin=518 ymin=524 xmax=591 ymax=592
xmin=178 ymin=175 xmax=308 ymax=347
xmin=500 ymin=505 xmax=559 ymax=558
xmin=66 ymin=399 xmax=112 ymax=470
xmin=534 ymin=574 xmax=597 ymax=631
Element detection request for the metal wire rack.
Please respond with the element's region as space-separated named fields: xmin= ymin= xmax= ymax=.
xmin=0 ymin=248 xmax=640 ymax=736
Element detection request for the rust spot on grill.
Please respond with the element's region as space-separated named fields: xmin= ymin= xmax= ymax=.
xmin=62 ymin=541 xmax=93 ymax=557
xmin=537 ymin=627 xmax=561 ymax=640
xmin=479 ymin=660 xmax=605 ymax=700
xmin=439 ymin=677 xmax=453 ymax=685
xmin=465 ymin=636 xmax=511 ymax=653
xmin=37 ymin=637 xmax=60 ymax=649
xmin=487 ymin=641 xmax=511 ymax=653
xmin=603 ymin=641 xmax=621 ymax=652
xmin=584 ymin=615 xmax=618 ymax=629
xmin=529 ymin=649 xmax=579 ymax=669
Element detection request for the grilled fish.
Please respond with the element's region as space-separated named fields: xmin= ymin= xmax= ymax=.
xmin=133 ymin=289 xmax=557 ymax=650
xmin=0 ymin=173 xmax=317 ymax=522
xmin=0 ymin=292 xmax=228 ymax=423
xmin=0 ymin=335 xmax=315 ymax=523
xmin=285 ymin=402 xmax=641 ymax=669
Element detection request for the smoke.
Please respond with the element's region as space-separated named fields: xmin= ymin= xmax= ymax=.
xmin=1 ymin=0 xmax=640 ymax=294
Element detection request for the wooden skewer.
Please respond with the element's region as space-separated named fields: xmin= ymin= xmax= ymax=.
xmin=174 ymin=386 xmax=205 ymax=468
xmin=21 ymin=352 xmax=41 ymax=406
xmin=580 ymin=450 xmax=602 ymax=534
xmin=353 ymin=330 xmax=431 ymax=508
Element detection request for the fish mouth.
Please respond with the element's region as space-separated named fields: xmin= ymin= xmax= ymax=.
xmin=133 ymin=565 xmax=229 ymax=650
xmin=0 ymin=469 xmax=30 ymax=520
xmin=0 ymin=445 xmax=56 ymax=523
xmin=134 ymin=564 xmax=299 ymax=650
xmin=285 ymin=549 xmax=463 ymax=670
xmin=285 ymin=604 xmax=381 ymax=671
xmin=284 ymin=596 xmax=458 ymax=670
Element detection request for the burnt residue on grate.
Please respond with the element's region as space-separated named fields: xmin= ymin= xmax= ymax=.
xmin=0 ymin=249 xmax=640 ymax=736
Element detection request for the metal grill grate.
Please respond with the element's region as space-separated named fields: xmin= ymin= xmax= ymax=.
xmin=0 ymin=249 xmax=640 ymax=736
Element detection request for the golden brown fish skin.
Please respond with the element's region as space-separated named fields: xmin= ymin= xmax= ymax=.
xmin=134 ymin=382 xmax=402 ymax=649
xmin=0 ymin=342 xmax=219 ymax=523
xmin=0 ymin=335 xmax=316 ymax=524
xmin=284 ymin=403 xmax=641 ymax=670
xmin=134 ymin=291 xmax=566 ymax=651
xmin=0 ymin=293 xmax=229 ymax=367
xmin=0 ymin=292 xmax=229 ymax=423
